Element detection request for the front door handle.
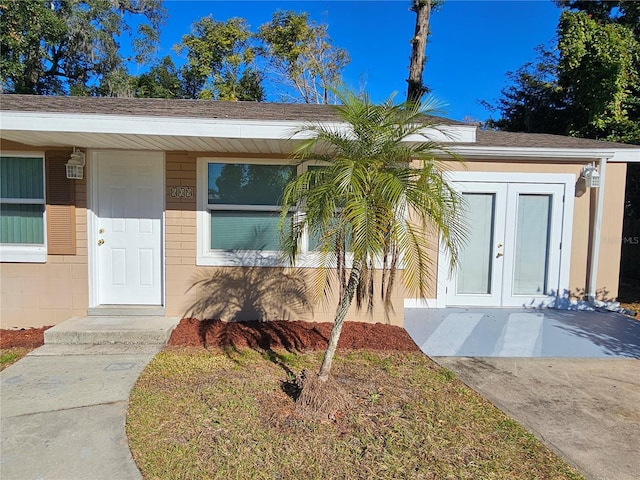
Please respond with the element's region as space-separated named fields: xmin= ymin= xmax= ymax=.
xmin=97 ymin=239 xmax=105 ymax=246
xmin=496 ymin=252 xmax=503 ymax=258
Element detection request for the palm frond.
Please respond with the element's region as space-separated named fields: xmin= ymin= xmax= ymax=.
xmin=280 ymin=89 xmax=466 ymax=313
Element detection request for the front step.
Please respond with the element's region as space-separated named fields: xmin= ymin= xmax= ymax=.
xmin=87 ymin=305 xmax=166 ymax=316
xmin=44 ymin=316 xmax=180 ymax=346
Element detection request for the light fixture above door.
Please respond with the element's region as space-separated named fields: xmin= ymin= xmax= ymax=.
xmin=66 ymin=147 xmax=85 ymax=179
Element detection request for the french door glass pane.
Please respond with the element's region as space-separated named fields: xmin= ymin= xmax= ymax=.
xmin=0 ymin=203 xmax=45 ymax=244
xmin=513 ymin=194 xmax=551 ymax=295
xmin=457 ymin=193 xmax=495 ymax=294
xmin=211 ymin=211 xmax=290 ymax=250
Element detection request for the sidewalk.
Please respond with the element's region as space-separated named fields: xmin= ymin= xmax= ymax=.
xmin=1 ymin=316 xmax=179 ymax=480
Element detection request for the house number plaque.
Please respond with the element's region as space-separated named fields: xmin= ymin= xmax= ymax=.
xmin=170 ymin=186 xmax=193 ymax=198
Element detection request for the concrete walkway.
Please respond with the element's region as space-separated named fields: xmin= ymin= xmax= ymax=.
xmin=437 ymin=357 xmax=640 ymax=480
xmin=1 ymin=316 xmax=179 ymax=480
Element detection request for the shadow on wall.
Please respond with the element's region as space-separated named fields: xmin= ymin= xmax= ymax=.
xmin=183 ymin=251 xmax=313 ymax=323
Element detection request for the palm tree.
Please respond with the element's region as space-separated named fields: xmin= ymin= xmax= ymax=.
xmin=281 ymin=91 xmax=465 ymax=383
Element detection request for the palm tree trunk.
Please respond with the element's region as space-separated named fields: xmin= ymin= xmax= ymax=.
xmin=318 ymin=261 xmax=363 ymax=381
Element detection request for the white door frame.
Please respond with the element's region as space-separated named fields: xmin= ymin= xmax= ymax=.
xmin=88 ymin=150 xmax=166 ymax=308
xmin=436 ymin=171 xmax=575 ymax=308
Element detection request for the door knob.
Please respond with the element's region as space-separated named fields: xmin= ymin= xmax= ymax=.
xmin=97 ymin=239 xmax=105 ymax=246
xmin=496 ymin=252 xmax=503 ymax=258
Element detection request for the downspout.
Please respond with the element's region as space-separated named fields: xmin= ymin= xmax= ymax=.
xmin=587 ymin=156 xmax=609 ymax=303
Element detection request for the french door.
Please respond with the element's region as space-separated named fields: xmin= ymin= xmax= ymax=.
xmin=447 ymin=181 xmax=566 ymax=307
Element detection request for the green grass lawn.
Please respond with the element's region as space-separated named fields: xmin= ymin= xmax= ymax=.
xmin=127 ymin=348 xmax=583 ymax=480
xmin=0 ymin=348 xmax=31 ymax=371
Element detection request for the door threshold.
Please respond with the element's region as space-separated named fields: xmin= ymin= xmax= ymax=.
xmin=88 ymin=305 xmax=166 ymax=317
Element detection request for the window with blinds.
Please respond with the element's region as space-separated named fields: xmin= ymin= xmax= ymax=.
xmin=0 ymin=155 xmax=47 ymax=262
xmin=206 ymin=163 xmax=295 ymax=251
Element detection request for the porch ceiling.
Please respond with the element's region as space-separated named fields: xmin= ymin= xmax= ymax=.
xmin=0 ymin=129 xmax=295 ymax=155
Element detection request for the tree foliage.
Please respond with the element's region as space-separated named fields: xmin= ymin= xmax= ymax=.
xmin=0 ymin=0 xmax=166 ymax=95
xmin=485 ymin=1 xmax=640 ymax=144
xmin=1 ymin=3 xmax=350 ymax=103
xmin=177 ymin=16 xmax=264 ymax=101
xmin=258 ymin=10 xmax=350 ymax=104
xmin=280 ymin=91 xmax=464 ymax=381
xmin=482 ymin=46 xmax=570 ymax=135
xmin=133 ymin=56 xmax=189 ymax=99
xmin=558 ymin=10 xmax=640 ymax=142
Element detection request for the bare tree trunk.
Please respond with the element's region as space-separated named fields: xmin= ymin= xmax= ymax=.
xmin=318 ymin=261 xmax=363 ymax=381
xmin=407 ymin=0 xmax=431 ymax=104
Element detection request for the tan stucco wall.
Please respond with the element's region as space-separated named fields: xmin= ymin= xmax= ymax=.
xmin=163 ymin=152 xmax=404 ymax=326
xmin=0 ymin=142 xmax=627 ymax=328
xmin=0 ymin=140 xmax=88 ymax=328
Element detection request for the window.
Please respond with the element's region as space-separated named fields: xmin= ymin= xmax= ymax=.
xmin=0 ymin=155 xmax=47 ymax=262
xmin=197 ymin=158 xmax=351 ymax=267
xmin=197 ymin=159 xmax=295 ymax=265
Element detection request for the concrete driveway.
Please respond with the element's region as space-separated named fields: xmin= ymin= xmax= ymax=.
xmin=405 ymin=309 xmax=640 ymax=480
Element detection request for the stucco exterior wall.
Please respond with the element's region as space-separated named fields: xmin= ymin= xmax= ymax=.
xmin=0 ymin=142 xmax=626 ymax=328
xmin=164 ymin=152 xmax=404 ymax=326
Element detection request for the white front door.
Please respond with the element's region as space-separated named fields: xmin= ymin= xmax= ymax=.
xmin=447 ymin=179 xmax=567 ymax=307
xmin=94 ymin=151 xmax=164 ymax=305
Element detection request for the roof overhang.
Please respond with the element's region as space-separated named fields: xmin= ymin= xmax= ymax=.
xmin=0 ymin=110 xmax=476 ymax=154
xmin=449 ymin=145 xmax=639 ymax=163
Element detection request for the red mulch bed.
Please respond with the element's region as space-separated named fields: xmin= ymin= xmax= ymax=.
xmin=1 ymin=320 xmax=420 ymax=352
xmin=1 ymin=326 xmax=51 ymax=349
xmin=168 ymin=318 xmax=420 ymax=352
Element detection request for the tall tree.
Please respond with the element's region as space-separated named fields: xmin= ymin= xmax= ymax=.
xmin=258 ymin=10 xmax=349 ymax=104
xmin=177 ymin=16 xmax=264 ymax=101
xmin=407 ymin=0 xmax=431 ymax=103
xmin=482 ymin=46 xmax=571 ymax=134
xmin=485 ymin=1 xmax=640 ymax=144
xmin=558 ymin=10 xmax=640 ymax=142
xmin=133 ymin=56 xmax=188 ymax=99
xmin=280 ymin=92 xmax=464 ymax=404
xmin=0 ymin=0 xmax=166 ymax=95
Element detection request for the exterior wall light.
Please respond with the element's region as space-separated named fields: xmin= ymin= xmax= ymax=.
xmin=581 ymin=163 xmax=601 ymax=188
xmin=66 ymin=147 xmax=85 ymax=180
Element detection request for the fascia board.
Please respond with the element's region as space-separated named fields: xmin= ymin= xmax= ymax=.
xmin=1 ymin=111 xmax=308 ymax=140
xmin=0 ymin=111 xmax=476 ymax=144
xmin=609 ymin=150 xmax=640 ymax=162
xmin=448 ymin=145 xmax=623 ymax=161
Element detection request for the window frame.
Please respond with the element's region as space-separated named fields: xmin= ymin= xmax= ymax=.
xmin=197 ymin=157 xmax=299 ymax=266
xmin=196 ymin=157 xmax=354 ymax=268
xmin=0 ymin=152 xmax=47 ymax=263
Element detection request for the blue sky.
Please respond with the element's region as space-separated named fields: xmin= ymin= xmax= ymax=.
xmin=138 ymin=1 xmax=562 ymax=122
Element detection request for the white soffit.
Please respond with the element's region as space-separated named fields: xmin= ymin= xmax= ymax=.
xmin=0 ymin=111 xmax=476 ymax=151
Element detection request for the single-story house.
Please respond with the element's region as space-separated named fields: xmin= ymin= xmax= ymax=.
xmin=1 ymin=95 xmax=638 ymax=329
